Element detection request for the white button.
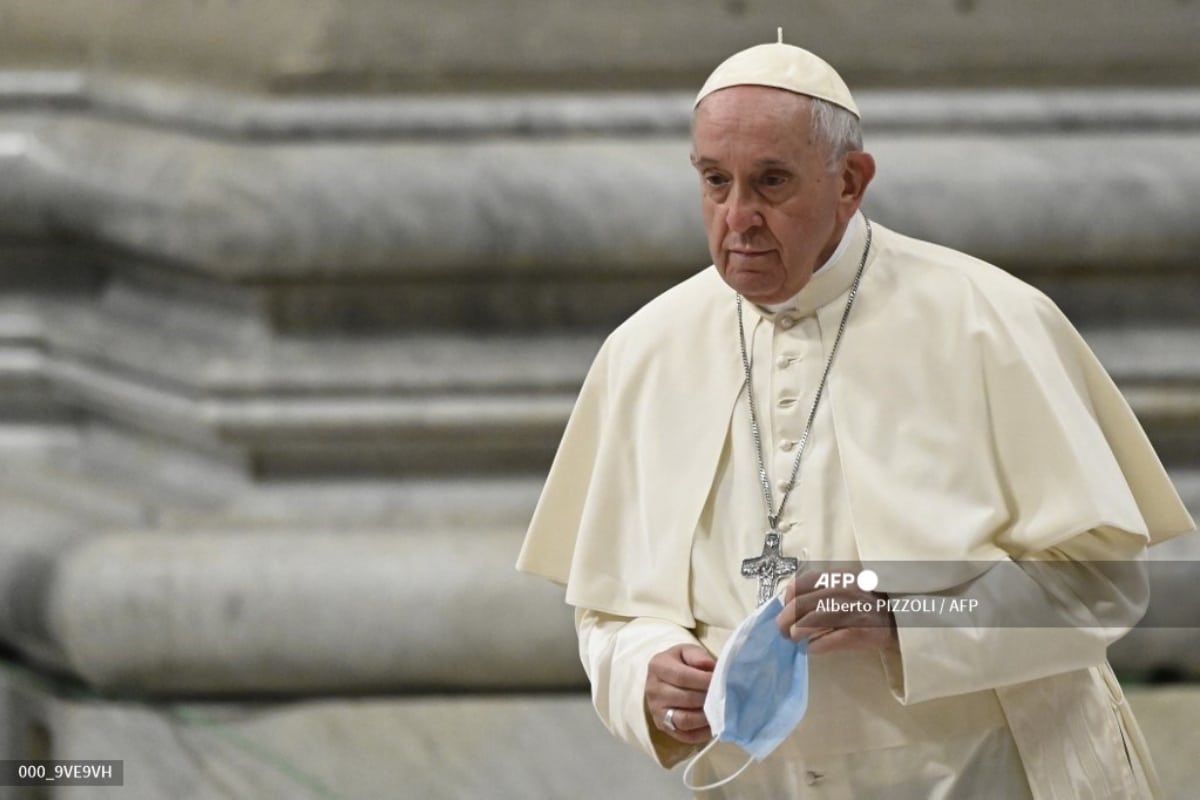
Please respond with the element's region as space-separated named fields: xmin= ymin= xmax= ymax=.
xmin=778 ymin=397 xmax=796 ymax=408
xmin=780 ymin=439 xmax=796 ymax=452
xmin=779 ymin=316 xmax=795 ymax=329
xmin=776 ymin=354 xmax=794 ymax=368
xmin=776 ymin=479 xmax=791 ymax=492
xmin=805 ymin=770 xmax=824 ymax=787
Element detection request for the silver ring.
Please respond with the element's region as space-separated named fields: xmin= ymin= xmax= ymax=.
xmin=663 ymin=708 xmax=678 ymax=732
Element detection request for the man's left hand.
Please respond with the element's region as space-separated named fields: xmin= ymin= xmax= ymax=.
xmin=777 ymin=571 xmax=898 ymax=655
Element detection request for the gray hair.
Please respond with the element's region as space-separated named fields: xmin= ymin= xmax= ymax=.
xmin=808 ymin=97 xmax=863 ymax=171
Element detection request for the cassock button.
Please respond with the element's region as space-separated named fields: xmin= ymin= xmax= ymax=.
xmin=780 ymin=439 xmax=796 ymax=452
xmin=805 ymin=770 xmax=824 ymax=787
xmin=776 ymin=354 xmax=795 ymax=369
xmin=779 ymin=316 xmax=796 ymax=330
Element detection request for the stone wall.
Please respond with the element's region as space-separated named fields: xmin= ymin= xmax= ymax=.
xmin=2 ymin=1 xmax=1199 ymax=90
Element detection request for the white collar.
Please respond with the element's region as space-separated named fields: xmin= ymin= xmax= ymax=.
xmin=759 ymin=211 xmax=865 ymax=316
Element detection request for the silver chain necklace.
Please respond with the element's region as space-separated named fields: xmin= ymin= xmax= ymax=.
xmin=738 ymin=218 xmax=872 ymax=605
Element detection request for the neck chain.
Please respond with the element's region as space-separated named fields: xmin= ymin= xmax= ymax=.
xmin=737 ymin=219 xmax=872 ymax=605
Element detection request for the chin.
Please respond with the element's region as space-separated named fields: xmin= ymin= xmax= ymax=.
xmin=744 ymin=291 xmax=793 ymax=307
xmin=720 ymin=270 xmax=784 ymax=302
xmin=735 ymin=281 xmax=790 ymax=305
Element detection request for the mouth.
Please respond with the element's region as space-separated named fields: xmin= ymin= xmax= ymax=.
xmin=727 ymin=248 xmax=773 ymax=261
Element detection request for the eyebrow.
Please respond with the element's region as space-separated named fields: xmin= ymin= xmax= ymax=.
xmin=690 ymin=156 xmax=793 ymax=169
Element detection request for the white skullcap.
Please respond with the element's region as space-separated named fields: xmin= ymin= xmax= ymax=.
xmin=694 ymin=41 xmax=859 ymax=118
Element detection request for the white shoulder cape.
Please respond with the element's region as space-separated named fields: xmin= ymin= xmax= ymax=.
xmin=517 ymin=222 xmax=1194 ymax=626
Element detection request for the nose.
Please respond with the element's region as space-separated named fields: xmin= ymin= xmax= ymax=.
xmin=724 ymin=183 xmax=762 ymax=234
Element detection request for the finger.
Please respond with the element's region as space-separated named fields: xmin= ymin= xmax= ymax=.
xmin=805 ymin=627 xmax=883 ymax=655
xmin=790 ymin=569 xmax=823 ymax=595
xmin=776 ymin=602 xmax=799 ymax=635
xmin=788 ymin=625 xmax=835 ymax=644
xmin=655 ymin=660 xmax=715 ymax=692
xmin=653 ymin=707 xmax=712 ymax=744
xmin=662 ymin=708 xmax=710 ymax=733
xmin=798 ymin=624 xmax=897 ymax=655
xmin=779 ymin=586 xmax=838 ymax=632
xmin=679 ymin=645 xmax=716 ymax=671
xmin=646 ymin=681 xmax=708 ymax=713
xmin=778 ymin=586 xmax=853 ymax=629
xmin=668 ymin=725 xmax=714 ymax=746
xmin=650 ymin=685 xmax=709 ymax=710
xmin=797 ymin=598 xmax=892 ymax=632
xmin=803 ymin=628 xmax=851 ymax=655
xmin=792 ymin=608 xmax=856 ymax=633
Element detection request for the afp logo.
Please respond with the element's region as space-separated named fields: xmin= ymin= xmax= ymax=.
xmin=814 ymin=568 xmax=879 ymax=592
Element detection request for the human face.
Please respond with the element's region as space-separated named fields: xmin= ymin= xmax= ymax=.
xmin=691 ymin=86 xmax=865 ymax=305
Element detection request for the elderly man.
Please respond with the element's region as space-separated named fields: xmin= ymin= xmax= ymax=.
xmin=518 ymin=38 xmax=1193 ymax=798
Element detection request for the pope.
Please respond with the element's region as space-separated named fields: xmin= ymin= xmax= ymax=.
xmin=517 ymin=35 xmax=1194 ymax=798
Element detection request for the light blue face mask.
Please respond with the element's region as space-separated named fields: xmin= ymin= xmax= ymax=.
xmin=682 ymin=594 xmax=810 ymax=792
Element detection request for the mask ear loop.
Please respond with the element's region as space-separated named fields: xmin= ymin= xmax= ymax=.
xmin=681 ymin=571 xmax=804 ymax=792
xmin=681 ymin=738 xmax=755 ymax=792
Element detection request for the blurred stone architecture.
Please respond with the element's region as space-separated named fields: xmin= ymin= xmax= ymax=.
xmin=0 ymin=1 xmax=1198 ymax=798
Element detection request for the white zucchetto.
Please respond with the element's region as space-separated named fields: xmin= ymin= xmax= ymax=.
xmin=694 ymin=41 xmax=859 ymax=118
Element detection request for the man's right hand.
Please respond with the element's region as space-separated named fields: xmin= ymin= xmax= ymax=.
xmin=645 ymin=644 xmax=715 ymax=745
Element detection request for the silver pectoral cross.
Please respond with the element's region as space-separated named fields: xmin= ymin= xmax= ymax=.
xmin=741 ymin=530 xmax=800 ymax=606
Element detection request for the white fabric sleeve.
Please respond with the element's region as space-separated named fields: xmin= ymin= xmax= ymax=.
xmin=574 ymin=607 xmax=705 ymax=769
xmin=881 ymin=527 xmax=1149 ymax=705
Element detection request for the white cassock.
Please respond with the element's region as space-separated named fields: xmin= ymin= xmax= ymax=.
xmin=517 ymin=213 xmax=1195 ymax=799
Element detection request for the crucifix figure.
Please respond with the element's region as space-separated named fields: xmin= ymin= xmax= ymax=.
xmin=741 ymin=530 xmax=800 ymax=606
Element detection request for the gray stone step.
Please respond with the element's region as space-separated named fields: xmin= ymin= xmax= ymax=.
xmin=0 ymin=296 xmax=60 ymax=420
xmin=0 ymin=426 xmax=239 ymax=528
xmin=1 ymin=101 xmax=1198 ymax=295
xmin=6 ymin=72 xmax=1200 ymax=138
xmin=0 ymin=440 xmax=1192 ymax=694
xmin=3 ymin=667 xmax=1199 ymax=800
xmin=2 ymin=272 xmax=1197 ymax=472
xmin=27 ymin=295 xmax=1200 ymax=472
xmin=1085 ymin=327 xmax=1200 ymax=466
xmin=0 ymin=424 xmax=574 ymax=691
xmin=2 ymin=1 xmax=1198 ymax=92
xmin=0 ymin=421 xmax=548 ymax=532
xmin=0 ymin=674 xmax=688 ymax=800
xmin=2 ymin=525 xmax=580 ymax=694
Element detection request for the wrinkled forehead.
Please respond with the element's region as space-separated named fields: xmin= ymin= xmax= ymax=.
xmin=694 ymin=84 xmax=813 ymax=118
xmin=691 ymin=85 xmax=816 ymax=141
xmin=689 ymin=88 xmax=827 ymax=168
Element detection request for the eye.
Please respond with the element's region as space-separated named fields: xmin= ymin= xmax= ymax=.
xmin=760 ymin=172 xmax=789 ymax=188
xmin=703 ymin=172 xmax=729 ymax=188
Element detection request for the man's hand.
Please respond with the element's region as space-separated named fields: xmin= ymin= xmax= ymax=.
xmin=645 ymin=644 xmax=715 ymax=745
xmin=777 ymin=571 xmax=898 ymax=655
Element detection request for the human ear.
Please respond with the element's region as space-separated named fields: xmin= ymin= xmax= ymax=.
xmin=838 ymin=151 xmax=876 ymax=222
